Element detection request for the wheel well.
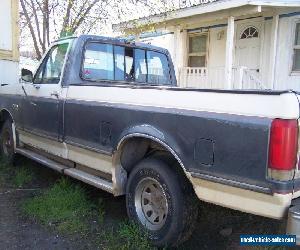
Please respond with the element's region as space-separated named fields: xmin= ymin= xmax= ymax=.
xmin=0 ymin=109 xmax=13 ymax=130
xmin=117 ymin=137 xmax=194 ymax=192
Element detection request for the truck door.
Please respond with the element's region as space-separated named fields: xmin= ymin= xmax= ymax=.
xmin=22 ymin=42 xmax=70 ymax=140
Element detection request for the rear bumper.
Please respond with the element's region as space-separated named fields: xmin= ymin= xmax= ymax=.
xmin=286 ymin=198 xmax=300 ymax=245
xmin=191 ymin=177 xmax=293 ymax=219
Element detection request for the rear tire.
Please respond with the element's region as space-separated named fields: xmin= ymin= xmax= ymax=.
xmin=126 ymin=157 xmax=198 ymax=247
xmin=0 ymin=119 xmax=15 ymax=164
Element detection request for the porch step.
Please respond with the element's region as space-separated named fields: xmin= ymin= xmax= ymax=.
xmin=16 ymin=148 xmax=68 ymax=173
xmin=15 ymin=147 xmax=114 ymax=194
xmin=64 ymin=168 xmax=113 ymax=193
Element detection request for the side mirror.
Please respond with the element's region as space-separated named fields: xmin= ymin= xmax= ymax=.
xmin=21 ymin=68 xmax=33 ymax=82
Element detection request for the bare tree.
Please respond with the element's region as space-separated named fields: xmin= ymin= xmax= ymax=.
xmin=20 ymin=0 xmax=176 ymax=59
xmin=20 ymin=0 xmax=111 ymax=59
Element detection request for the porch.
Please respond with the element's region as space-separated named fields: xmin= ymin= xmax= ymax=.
xmin=171 ymin=8 xmax=283 ymax=90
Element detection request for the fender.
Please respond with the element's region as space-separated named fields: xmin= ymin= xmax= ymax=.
xmin=0 ymin=108 xmax=17 ymax=151
xmin=111 ymin=124 xmax=189 ymax=195
xmin=115 ymin=124 xmax=187 ymax=172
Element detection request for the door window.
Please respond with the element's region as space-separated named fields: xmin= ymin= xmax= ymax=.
xmin=34 ymin=43 xmax=69 ymax=84
xmin=240 ymin=26 xmax=259 ymax=39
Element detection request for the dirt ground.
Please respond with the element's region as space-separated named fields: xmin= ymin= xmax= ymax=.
xmin=0 ymin=156 xmax=289 ymax=250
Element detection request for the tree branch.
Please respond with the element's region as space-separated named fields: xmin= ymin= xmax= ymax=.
xmin=20 ymin=0 xmax=42 ymax=59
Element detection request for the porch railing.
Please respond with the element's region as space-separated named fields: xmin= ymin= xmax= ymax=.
xmin=179 ymin=66 xmax=266 ymax=90
xmin=179 ymin=67 xmax=208 ymax=88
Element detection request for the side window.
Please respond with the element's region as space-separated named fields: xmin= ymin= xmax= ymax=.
xmin=83 ymin=43 xmax=114 ymax=80
xmin=147 ymin=51 xmax=170 ymax=85
xmin=34 ymin=43 xmax=69 ymax=84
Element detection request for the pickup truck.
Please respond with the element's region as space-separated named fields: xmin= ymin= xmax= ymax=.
xmin=1 ymin=35 xmax=300 ymax=246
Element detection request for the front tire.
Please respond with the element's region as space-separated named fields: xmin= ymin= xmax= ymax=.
xmin=126 ymin=157 xmax=198 ymax=247
xmin=0 ymin=119 xmax=15 ymax=164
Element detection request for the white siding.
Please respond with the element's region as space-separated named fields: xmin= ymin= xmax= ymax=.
xmin=260 ymin=19 xmax=272 ymax=89
xmin=0 ymin=0 xmax=19 ymax=85
xmin=207 ymin=26 xmax=226 ymax=88
xmin=0 ymin=60 xmax=19 ymax=85
xmin=0 ymin=0 xmax=12 ymax=51
xmin=140 ymin=33 xmax=176 ymax=62
xmin=274 ymin=15 xmax=300 ymax=91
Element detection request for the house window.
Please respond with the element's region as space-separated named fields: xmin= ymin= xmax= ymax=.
xmin=293 ymin=22 xmax=300 ymax=72
xmin=240 ymin=26 xmax=259 ymax=39
xmin=188 ymin=33 xmax=207 ymax=67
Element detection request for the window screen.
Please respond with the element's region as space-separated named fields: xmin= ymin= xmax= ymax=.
xmin=293 ymin=23 xmax=300 ymax=71
xmin=188 ymin=34 xmax=207 ymax=67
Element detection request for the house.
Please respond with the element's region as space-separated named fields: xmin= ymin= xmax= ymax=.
xmin=0 ymin=0 xmax=19 ymax=85
xmin=113 ymin=0 xmax=300 ymax=91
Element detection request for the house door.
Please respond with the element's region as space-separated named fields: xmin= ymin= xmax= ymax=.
xmin=235 ymin=22 xmax=262 ymax=71
xmin=234 ymin=22 xmax=262 ymax=88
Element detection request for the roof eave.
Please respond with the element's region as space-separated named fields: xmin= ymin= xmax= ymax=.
xmin=113 ymin=0 xmax=249 ymax=31
xmin=113 ymin=0 xmax=300 ymax=32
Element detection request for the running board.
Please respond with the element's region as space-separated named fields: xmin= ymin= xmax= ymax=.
xmin=16 ymin=148 xmax=68 ymax=173
xmin=16 ymin=147 xmax=114 ymax=194
xmin=64 ymin=168 xmax=113 ymax=193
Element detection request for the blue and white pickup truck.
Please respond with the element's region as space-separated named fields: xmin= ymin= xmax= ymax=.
xmin=1 ymin=35 xmax=300 ymax=246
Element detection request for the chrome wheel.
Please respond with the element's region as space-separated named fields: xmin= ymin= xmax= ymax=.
xmin=2 ymin=129 xmax=12 ymax=156
xmin=135 ymin=177 xmax=168 ymax=231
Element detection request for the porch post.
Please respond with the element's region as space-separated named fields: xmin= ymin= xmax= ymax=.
xmin=225 ymin=16 xmax=235 ymax=89
xmin=268 ymin=15 xmax=279 ymax=89
xmin=176 ymin=28 xmax=188 ymax=87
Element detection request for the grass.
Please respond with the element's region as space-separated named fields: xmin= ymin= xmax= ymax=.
xmin=97 ymin=198 xmax=105 ymax=224
xmin=22 ymin=176 xmax=153 ymax=249
xmin=99 ymin=221 xmax=154 ymax=250
xmin=0 ymin=157 xmax=11 ymax=185
xmin=22 ymin=178 xmax=97 ymax=234
xmin=0 ymin=157 xmax=34 ymax=188
xmin=13 ymin=167 xmax=33 ymax=188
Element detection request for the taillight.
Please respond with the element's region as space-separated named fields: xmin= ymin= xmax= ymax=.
xmin=269 ymin=119 xmax=298 ymax=171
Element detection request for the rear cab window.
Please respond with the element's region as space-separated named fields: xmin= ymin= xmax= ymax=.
xmin=82 ymin=42 xmax=171 ymax=86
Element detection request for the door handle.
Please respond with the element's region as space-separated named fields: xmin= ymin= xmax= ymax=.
xmin=33 ymin=84 xmax=40 ymax=89
xmin=50 ymin=91 xmax=59 ymax=98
